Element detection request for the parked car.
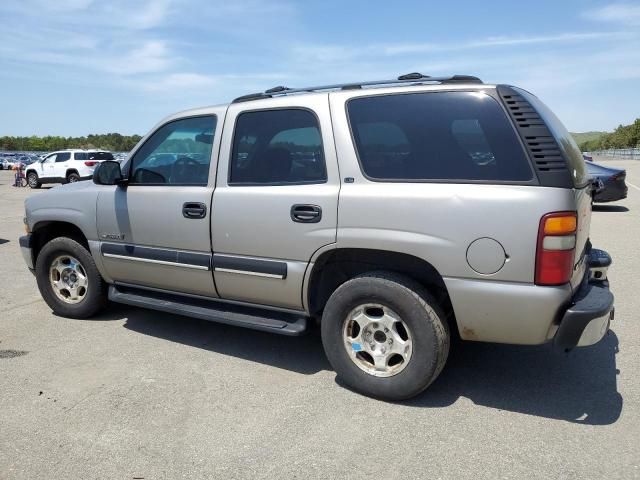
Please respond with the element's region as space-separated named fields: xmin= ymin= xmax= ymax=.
xmin=583 ymin=153 xmax=593 ymax=162
xmin=24 ymin=149 xmax=114 ymax=188
xmin=586 ymin=161 xmax=628 ymax=202
xmin=20 ymin=74 xmax=614 ymax=400
xmin=1 ymin=153 xmax=18 ymax=170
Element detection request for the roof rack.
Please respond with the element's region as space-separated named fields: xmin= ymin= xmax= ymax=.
xmin=232 ymin=73 xmax=482 ymax=103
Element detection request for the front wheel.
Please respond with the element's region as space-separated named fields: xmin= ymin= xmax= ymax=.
xmin=35 ymin=237 xmax=107 ymax=318
xmin=27 ymin=172 xmax=41 ymax=188
xmin=321 ymin=272 xmax=450 ymax=400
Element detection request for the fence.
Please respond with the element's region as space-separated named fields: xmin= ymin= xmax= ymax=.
xmin=591 ymin=148 xmax=640 ymax=160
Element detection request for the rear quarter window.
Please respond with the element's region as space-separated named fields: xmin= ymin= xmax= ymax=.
xmin=347 ymin=91 xmax=533 ymax=182
xmin=515 ymin=88 xmax=588 ymax=188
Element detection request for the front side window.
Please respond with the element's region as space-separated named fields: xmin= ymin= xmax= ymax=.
xmin=43 ymin=154 xmax=57 ymax=164
xmin=129 ymin=116 xmax=216 ymax=185
xmin=230 ymin=109 xmax=326 ymax=185
xmin=347 ymin=92 xmax=533 ymax=182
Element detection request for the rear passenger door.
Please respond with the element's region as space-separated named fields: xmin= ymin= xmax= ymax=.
xmin=53 ymin=152 xmax=71 ymax=179
xmin=212 ymin=95 xmax=339 ymax=310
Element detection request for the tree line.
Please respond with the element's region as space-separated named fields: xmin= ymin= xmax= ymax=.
xmin=0 ymin=133 xmax=142 ymax=152
xmin=579 ymin=118 xmax=640 ymax=151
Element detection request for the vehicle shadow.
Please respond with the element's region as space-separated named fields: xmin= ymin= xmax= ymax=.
xmin=593 ymin=205 xmax=629 ymax=213
xmin=93 ymin=305 xmax=622 ymax=423
xmin=109 ymin=305 xmax=331 ymax=375
xmin=402 ymin=331 xmax=622 ymax=425
xmin=0 ymin=239 xmax=9 ymax=245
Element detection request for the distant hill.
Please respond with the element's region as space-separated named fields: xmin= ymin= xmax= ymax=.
xmin=572 ymin=119 xmax=639 ymax=151
xmin=571 ymin=131 xmax=607 ymax=148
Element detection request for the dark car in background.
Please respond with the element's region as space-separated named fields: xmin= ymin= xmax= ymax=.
xmin=586 ymin=162 xmax=628 ymax=202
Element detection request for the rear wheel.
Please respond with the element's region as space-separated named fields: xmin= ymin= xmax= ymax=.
xmin=35 ymin=237 xmax=107 ymax=318
xmin=27 ymin=172 xmax=41 ymax=188
xmin=66 ymin=172 xmax=81 ymax=183
xmin=321 ymin=272 xmax=450 ymax=400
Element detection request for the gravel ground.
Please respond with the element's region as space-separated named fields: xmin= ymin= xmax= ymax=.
xmin=0 ymin=163 xmax=638 ymax=479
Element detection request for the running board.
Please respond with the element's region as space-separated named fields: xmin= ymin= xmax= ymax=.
xmin=108 ymin=285 xmax=308 ymax=335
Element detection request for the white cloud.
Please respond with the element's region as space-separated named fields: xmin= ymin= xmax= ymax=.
xmin=583 ymin=3 xmax=640 ymax=26
xmin=104 ymin=41 xmax=173 ymax=75
xmin=140 ymin=72 xmax=217 ymax=91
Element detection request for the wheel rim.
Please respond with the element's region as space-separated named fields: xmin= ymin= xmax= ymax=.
xmin=28 ymin=174 xmax=37 ymax=187
xmin=68 ymin=176 xmax=78 ymax=183
xmin=49 ymin=255 xmax=88 ymax=304
xmin=342 ymin=303 xmax=413 ymax=377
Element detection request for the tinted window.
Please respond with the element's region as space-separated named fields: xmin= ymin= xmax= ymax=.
xmin=75 ymin=152 xmax=89 ymax=160
xmin=130 ymin=116 xmax=216 ymax=185
xmin=347 ymin=92 xmax=532 ymax=182
xmin=230 ymin=109 xmax=326 ymax=184
xmin=56 ymin=152 xmax=71 ymax=162
xmin=516 ymin=88 xmax=588 ymax=187
xmin=89 ymin=151 xmax=115 ymax=160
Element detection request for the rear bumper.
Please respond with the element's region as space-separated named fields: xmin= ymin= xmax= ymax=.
xmin=554 ymin=249 xmax=614 ymax=351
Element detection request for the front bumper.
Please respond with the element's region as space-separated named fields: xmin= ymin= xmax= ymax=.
xmin=554 ymin=249 xmax=614 ymax=351
xmin=19 ymin=234 xmax=35 ymax=271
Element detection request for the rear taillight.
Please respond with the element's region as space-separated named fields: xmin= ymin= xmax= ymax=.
xmin=535 ymin=212 xmax=577 ymax=286
xmin=84 ymin=161 xmax=97 ymax=166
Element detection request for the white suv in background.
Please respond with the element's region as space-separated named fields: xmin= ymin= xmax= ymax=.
xmin=25 ymin=149 xmax=114 ymax=188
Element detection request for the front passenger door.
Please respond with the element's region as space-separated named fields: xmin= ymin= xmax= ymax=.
xmin=40 ymin=153 xmax=57 ymax=178
xmin=97 ymin=113 xmax=222 ymax=297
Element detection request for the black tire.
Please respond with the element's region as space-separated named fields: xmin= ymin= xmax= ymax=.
xmin=27 ymin=171 xmax=41 ymax=189
xmin=66 ymin=172 xmax=80 ymax=183
xmin=35 ymin=237 xmax=107 ymax=319
xmin=321 ymin=272 xmax=450 ymax=400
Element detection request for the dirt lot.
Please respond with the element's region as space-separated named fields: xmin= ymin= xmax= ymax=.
xmin=1 ymin=163 xmax=638 ymax=479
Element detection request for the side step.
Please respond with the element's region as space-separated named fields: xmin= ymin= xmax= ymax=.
xmin=108 ymin=285 xmax=308 ymax=336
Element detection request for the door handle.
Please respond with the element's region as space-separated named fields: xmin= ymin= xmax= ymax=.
xmin=182 ymin=202 xmax=207 ymax=219
xmin=291 ymin=204 xmax=322 ymax=223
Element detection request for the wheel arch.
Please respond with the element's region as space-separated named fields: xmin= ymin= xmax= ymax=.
xmin=306 ymin=248 xmax=456 ymax=330
xmin=31 ymin=221 xmax=90 ymax=262
xmin=65 ymin=169 xmax=80 ymax=179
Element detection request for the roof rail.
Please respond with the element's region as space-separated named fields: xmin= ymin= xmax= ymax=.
xmin=232 ymin=73 xmax=483 ymax=103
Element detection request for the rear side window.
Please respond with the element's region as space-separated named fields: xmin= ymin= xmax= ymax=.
xmin=347 ymin=92 xmax=532 ymax=182
xmin=89 ymin=151 xmax=115 ymax=160
xmin=230 ymin=109 xmax=326 ymax=185
xmin=515 ymin=88 xmax=588 ymax=187
xmin=74 ymin=152 xmax=89 ymax=160
xmin=56 ymin=152 xmax=71 ymax=162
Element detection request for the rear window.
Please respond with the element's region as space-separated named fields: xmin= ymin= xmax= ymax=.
xmin=347 ymin=91 xmax=533 ymax=182
xmin=515 ymin=88 xmax=588 ymax=188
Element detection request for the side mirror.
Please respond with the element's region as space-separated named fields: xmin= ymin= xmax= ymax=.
xmin=93 ymin=160 xmax=126 ymax=186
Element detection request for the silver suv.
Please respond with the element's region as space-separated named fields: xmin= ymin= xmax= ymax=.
xmin=20 ymin=74 xmax=615 ymax=400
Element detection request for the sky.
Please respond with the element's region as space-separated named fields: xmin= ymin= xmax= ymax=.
xmin=0 ymin=0 xmax=639 ymax=137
